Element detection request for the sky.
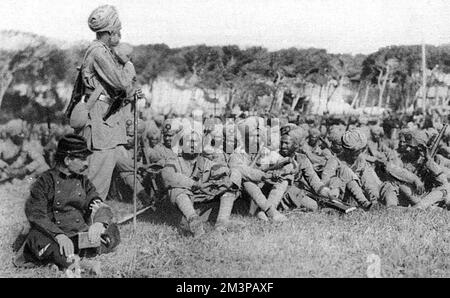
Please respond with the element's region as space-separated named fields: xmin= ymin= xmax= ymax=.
xmin=0 ymin=0 xmax=450 ymax=54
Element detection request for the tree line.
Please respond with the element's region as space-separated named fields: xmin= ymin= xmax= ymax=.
xmin=2 ymin=30 xmax=450 ymax=124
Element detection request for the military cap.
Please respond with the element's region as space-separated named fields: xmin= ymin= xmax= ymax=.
xmin=125 ymin=119 xmax=146 ymax=136
xmin=162 ymin=119 xmax=182 ymax=136
xmin=402 ymin=130 xmax=429 ymax=147
xmin=280 ymin=124 xmax=307 ymax=145
xmin=55 ymin=134 xmax=92 ymax=159
xmin=342 ymin=128 xmax=368 ymax=151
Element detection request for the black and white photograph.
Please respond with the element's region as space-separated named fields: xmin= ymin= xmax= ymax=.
xmin=0 ymin=0 xmax=449 ymax=280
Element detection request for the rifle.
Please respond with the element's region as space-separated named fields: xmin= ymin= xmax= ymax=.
xmin=102 ymin=92 xmax=126 ymax=122
xmin=307 ymin=192 xmax=357 ymax=214
xmin=319 ymin=136 xmax=331 ymax=149
xmin=345 ymin=115 xmax=352 ymax=132
xmin=260 ymin=157 xmax=291 ymax=172
xmin=429 ymin=123 xmax=448 ymax=158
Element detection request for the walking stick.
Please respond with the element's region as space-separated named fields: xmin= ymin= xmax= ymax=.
xmin=133 ymin=93 xmax=138 ymax=231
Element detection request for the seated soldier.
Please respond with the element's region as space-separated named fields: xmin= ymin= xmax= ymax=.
xmin=300 ymin=127 xmax=327 ymax=172
xmin=147 ymin=118 xmax=181 ymax=166
xmin=161 ymin=129 xmax=241 ymax=236
xmin=329 ymin=129 xmax=394 ymax=210
xmin=20 ymin=134 xmax=120 ymax=272
xmin=0 ymin=120 xmax=49 ymax=182
xmin=228 ymin=117 xmax=288 ymax=222
xmin=380 ymin=129 xmax=450 ymax=209
xmin=276 ymin=124 xmax=339 ymax=212
xmin=367 ymin=125 xmax=398 ymax=163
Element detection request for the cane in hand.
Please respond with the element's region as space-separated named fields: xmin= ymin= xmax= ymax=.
xmin=133 ymin=92 xmax=139 ymax=232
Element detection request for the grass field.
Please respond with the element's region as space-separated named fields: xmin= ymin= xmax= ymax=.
xmin=0 ymin=178 xmax=449 ymax=278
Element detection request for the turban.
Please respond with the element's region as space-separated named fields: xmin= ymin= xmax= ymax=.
xmin=88 ymin=5 xmax=122 ymax=33
xmin=145 ymin=123 xmax=161 ymax=139
xmin=153 ymin=114 xmax=165 ymax=127
xmin=342 ymin=129 xmax=367 ymax=151
xmin=309 ymin=128 xmax=321 ymax=138
xmin=370 ymin=125 xmax=384 ymax=136
xmin=403 ymin=130 xmax=429 ymax=147
xmin=281 ymin=124 xmax=307 ymax=146
xmin=5 ymin=119 xmax=25 ymax=136
xmin=328 ymin=125 xmax=345 ymax=145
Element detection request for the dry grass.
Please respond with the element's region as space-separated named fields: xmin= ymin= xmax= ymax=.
xmin=0 ymin=179 xmax=449 ymax=278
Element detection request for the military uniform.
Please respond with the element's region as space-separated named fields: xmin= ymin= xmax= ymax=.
xmin=76 ymin=10 xmax=140 ymax=200
xmin=325 ymin=129 xmax=391 ymax=209
xmin=0 ymin=123 xmax=50 ymax=181
xmin=381 ymin=130 xmax=450 ymax=208
xmin=161 ymin=129 xmax=240 ymax=234
xmin=21 ymin=134 xmax=120 ymax=269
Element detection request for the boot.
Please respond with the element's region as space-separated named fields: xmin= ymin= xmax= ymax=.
xmin=265 ymin=206 xmax=287 ymax=222
xmin=187 ymin=216 xmax=205 ymax=238
xmin=256 ymin=210 xmax=269 ymax=221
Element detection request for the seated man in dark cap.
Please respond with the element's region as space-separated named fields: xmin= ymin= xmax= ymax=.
xmin=20 ymin=134 xmax=120 ymax=271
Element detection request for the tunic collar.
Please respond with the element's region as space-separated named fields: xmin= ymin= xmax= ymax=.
xmin=55 ymin=168 xmax=84 ymax=180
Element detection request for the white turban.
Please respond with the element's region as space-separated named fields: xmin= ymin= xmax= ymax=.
xmin=88 ymin=5 xmax=122 ymax=33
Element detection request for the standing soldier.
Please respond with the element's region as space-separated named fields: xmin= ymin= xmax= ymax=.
xmin=70 ymin=5 xmax=144 ymax=200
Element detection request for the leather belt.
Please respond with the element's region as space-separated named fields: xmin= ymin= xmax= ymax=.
xmin=98 ymin=94 xmax=114 ymax=105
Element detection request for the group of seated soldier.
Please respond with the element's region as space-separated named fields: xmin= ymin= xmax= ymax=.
xmin=12 ymin=109 xmax=450 ymax=274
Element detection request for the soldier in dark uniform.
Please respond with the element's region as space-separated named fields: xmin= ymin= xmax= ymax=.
xmin=21 ymin=134 xmax=120 ymax=270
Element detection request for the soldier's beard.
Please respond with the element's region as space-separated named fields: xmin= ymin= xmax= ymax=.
xmin=280 ymin=147 xmax=295 ymax=157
